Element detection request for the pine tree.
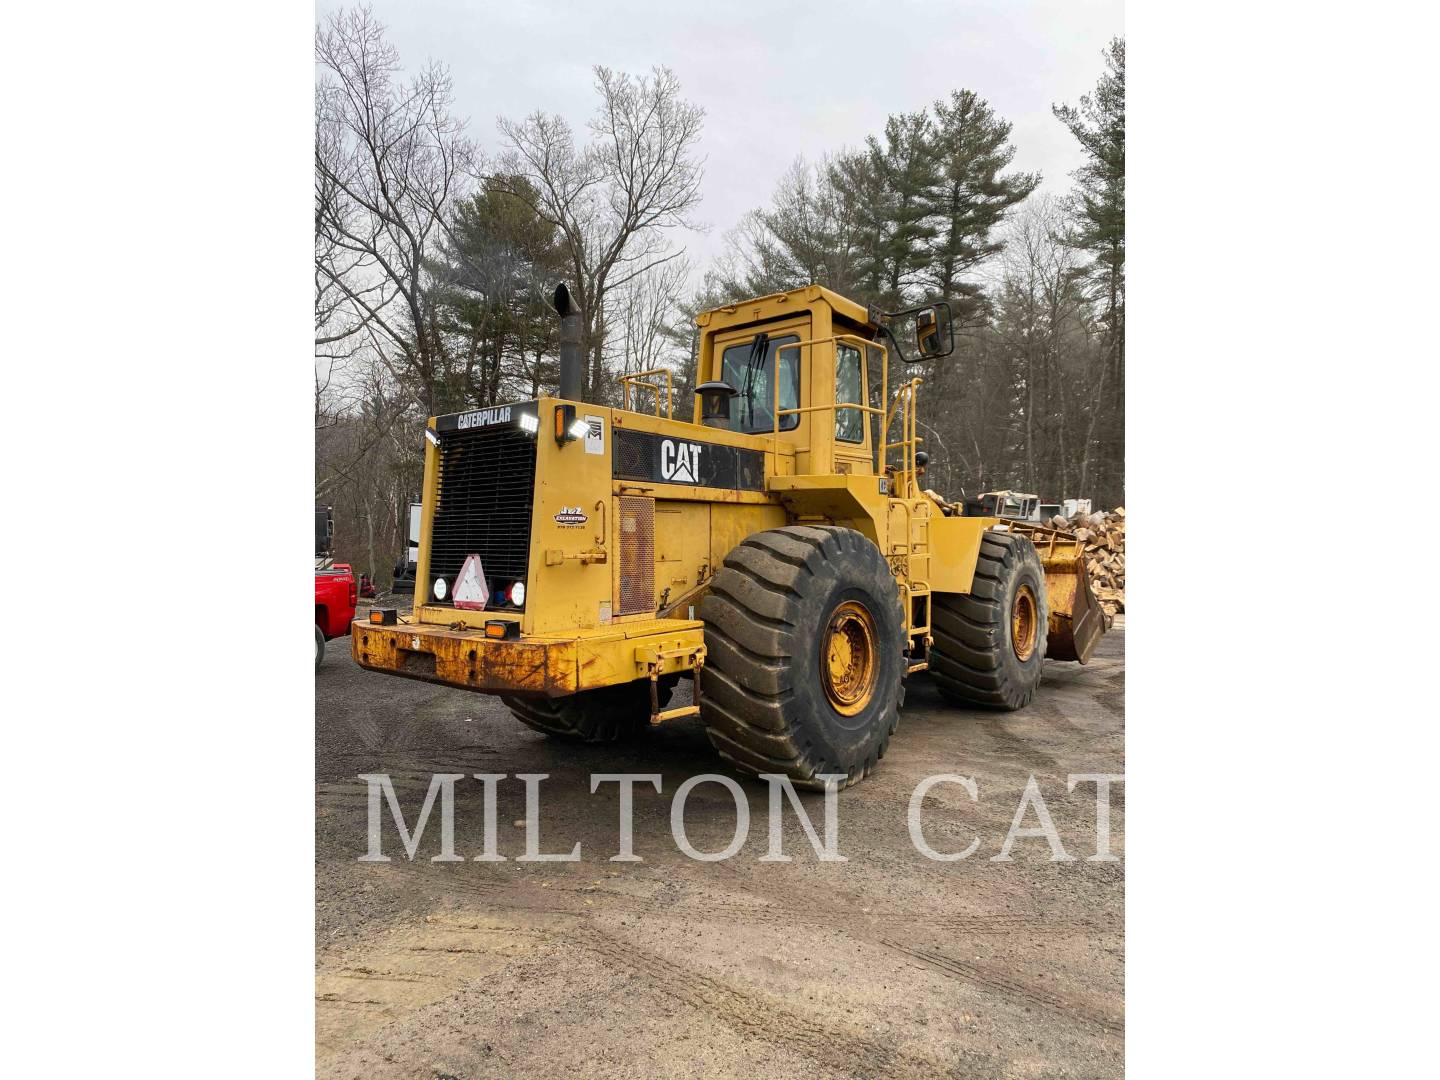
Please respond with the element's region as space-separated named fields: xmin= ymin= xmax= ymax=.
xmin=864 ymin=111 xmax=940 ymax=308
xmin=923 ymin=90 xmax=1040 ymax=326
xmin=428 ymin=175 xmax=567 ymax=406
xmin=826 ymin=150 xmax=890 ymax=305
xmin=1054 ymin=38 xmax=1125 ymax=504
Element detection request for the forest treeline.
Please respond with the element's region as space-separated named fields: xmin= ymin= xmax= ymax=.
xmin=315 ymin=4 xmax=1124 ymax=582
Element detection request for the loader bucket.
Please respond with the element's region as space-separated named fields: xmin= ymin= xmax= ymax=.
xmin=1007 ymin=524 xmax=1108 ymax=664
xmin=1039 ymin=551 xmax=1106 ymax=663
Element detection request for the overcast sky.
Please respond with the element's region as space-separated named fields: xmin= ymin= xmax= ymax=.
xmin=323 ymin=0 xmax=1124 ymax=278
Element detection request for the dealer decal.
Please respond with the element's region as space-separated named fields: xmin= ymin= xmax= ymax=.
xmin=554 ymin=506 xmax=588 ymax=528
xmin=583 ymin=415 xmax=605 ymax=455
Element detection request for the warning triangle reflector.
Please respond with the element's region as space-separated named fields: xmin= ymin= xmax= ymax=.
xmin=453 ymin=553 xmax=489 ymax=610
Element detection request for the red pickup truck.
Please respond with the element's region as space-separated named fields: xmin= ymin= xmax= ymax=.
xmin=315 ymin=564 xmax=357 ymax=670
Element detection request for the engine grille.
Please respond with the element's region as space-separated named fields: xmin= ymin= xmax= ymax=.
xmin=429 ymin=424 xmax=537 ymax=606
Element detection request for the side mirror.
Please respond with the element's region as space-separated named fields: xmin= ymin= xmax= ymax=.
xmin=872 ymin=301 xmax=957 ymax=363
xmin=915 ymin=304 xmax=953 ymax=359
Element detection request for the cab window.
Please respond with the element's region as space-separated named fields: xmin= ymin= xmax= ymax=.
xmin=720 ymin=334 xmax=800 ymax=433
xmin=835 ymin=343 xmax=864 ymax=443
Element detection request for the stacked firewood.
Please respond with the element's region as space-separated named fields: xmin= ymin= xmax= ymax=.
xmin=1049 ymin=507 xmax=1126 ymax=615
xmin=919 ymin=491 xmax=1129 ymax=615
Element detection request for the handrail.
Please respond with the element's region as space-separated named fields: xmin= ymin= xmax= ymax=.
xmin=771 ymin=334 xmax=890 ymax=473
xmin=742 ymin=332 xmax=927 ymax=492
xmin=618 ymin=368 xmax=674 ymax=419
xmin=778 ymin=402 xmax=883 ymax=417
xmin=883 ymin=378 xmax=924 ymax=498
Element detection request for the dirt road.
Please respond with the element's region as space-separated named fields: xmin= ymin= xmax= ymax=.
xmin=316 ymin=624 xmax=1124 ymax=1078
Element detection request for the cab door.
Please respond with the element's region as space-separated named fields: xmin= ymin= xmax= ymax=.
xmin=832 ymin=338 xmax=873 ymax=477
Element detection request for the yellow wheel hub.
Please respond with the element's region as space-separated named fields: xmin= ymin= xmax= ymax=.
xmin=1011 ymin=584 xmax=1039 ymax=662
xmin=822 ymin=600 xmax=879 ymax=715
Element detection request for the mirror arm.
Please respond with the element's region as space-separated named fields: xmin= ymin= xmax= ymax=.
xmin=873 ymin=321 xmax=911 ymax=365
xmin=870 ymin=302 xmax=956 ymax=363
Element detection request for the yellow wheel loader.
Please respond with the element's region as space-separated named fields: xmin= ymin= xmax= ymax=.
xmin=354 ymin=283 xmax=1105 ymax=789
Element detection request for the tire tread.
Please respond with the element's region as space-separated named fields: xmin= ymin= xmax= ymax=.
xmin=699 ymin=525 xmax=904 ymax=791
xmin=930 ymin=530 xmax=1047 ymax=711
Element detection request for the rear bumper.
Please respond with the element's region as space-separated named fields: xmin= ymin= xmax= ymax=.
xmin=351 ymin=617 xmax=705 ymax=697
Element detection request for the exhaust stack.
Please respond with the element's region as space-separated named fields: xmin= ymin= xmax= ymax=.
xmin=553 ymin=283 xmax=583 ymax=403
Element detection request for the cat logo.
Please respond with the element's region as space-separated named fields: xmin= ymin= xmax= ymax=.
xmin=659 ymin=439 xmax=703 ymax=483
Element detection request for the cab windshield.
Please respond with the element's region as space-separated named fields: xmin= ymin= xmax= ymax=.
xmin=720 ymin=334 xmax=800 ymax=434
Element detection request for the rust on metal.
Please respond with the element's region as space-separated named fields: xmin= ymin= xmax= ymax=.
xmin=656 ymin=575 xmax=714 ymax=619
xmin=1011 ymin=583 xmax=1039 ymax=662
xmin=353 ymin=617 xmax=707 ymax=699
xmin=1006 ymin=521 xmax=1107 ymax=664
xmin=618 ymin=495 xmax=656 ymax=615
xmin=635 ymin=638 xmax=707 ymax=724
xmin=821 ymin=600 xmax=879 ymax=715
xmin=353 ymin=622 xmax=578 ymax=695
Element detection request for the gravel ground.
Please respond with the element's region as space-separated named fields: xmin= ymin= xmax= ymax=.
xmin=316 ymin=620 xmax=1125 ymax=1078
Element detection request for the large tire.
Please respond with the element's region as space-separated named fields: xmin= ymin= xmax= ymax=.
xmin=315 ymin=624 xmax=325 ymax=672
xmin=930 ymin=530 xmax=1048 ymax=710
xmin=500 ymin=679 xmax=672 ymax=743
xmin=699 ymin=525 xmax=905 ymax=790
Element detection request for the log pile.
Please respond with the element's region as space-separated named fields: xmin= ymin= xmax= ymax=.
xmin=1049 ymin=507 xmax=1126 ymax=616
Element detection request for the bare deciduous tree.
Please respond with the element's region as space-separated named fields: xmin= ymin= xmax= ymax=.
xmin=993 ymin=196 xmax=1099 ymax=496
xmin=609 ymin=256 xmax=693 ymax=416
xmin=314 ymin=4 xmax=476 ymax=416
xmin=496 ymin=66 xmax=705 ymax=401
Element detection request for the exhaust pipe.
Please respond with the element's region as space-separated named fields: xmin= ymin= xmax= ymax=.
xmin=553 ymin=283 xmax=583 ymax=403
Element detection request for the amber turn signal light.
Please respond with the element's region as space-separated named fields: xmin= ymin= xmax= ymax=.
xmin=554 ymin=402 xmax=579 ymax=444
xmin=369 ymin=608 xmax=397 ymax=625
xmin=484 ymin=620 xmax=519 ymax=640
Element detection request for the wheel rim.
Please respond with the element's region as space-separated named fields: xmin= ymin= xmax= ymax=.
xmin=821 ymin=600 xmax=879 ymax=716
xmin=1011 ymin=584 xmax=1039 ymax=662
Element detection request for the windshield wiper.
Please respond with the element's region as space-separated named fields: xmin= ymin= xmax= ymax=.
xmin=739 ymin=332 xmax=769 ymax=430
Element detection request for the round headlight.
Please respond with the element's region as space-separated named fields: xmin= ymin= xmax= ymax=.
xmin=433 ymin=577 xmax=447 ymax=600
xmin=510 ymin=582 xmax=525 ymax=606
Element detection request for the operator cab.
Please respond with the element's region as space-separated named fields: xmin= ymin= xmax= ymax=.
xmin=690 ymin=284 xmax=954 ymax=484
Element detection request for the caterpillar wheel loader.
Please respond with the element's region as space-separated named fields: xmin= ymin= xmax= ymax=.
xmin=353 ymin=283 xmax=1105 ymax=789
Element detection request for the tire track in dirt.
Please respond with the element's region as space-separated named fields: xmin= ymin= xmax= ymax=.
xmin=318 ymin=858 xmax=1106 ymax=1072
xmin=344 ymin=857 xmax=1112 ymax=936
xmin=318 ymin=909 xmax=993 ymax=1076
xmin=569 ymin=926 xmax=992 ymax=1078
xmin=316 ymin=918 xmax=548 ymax=1057
xmin=705 ymin=857 xmax=1122 ymax=1042
xmin=882 ymin=939 xmax=1123 ymax=1035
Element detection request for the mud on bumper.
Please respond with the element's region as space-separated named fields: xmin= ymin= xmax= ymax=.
xmin=351 ymin=618 xmax=704 ymax=698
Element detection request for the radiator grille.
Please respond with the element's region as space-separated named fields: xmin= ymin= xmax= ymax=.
xmin=615 ymin=429 xmax=654 ymax=479
xmin=618 ymin=496 xmax=655 ymax=615
xmin=429 ymin=425 xmax=537 ymax=606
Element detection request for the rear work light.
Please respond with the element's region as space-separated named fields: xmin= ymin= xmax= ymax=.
xmin=493 ymin=581 xmax=526 ymax=607
xmin=484 ymin=620 xmax=520 ymax=640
